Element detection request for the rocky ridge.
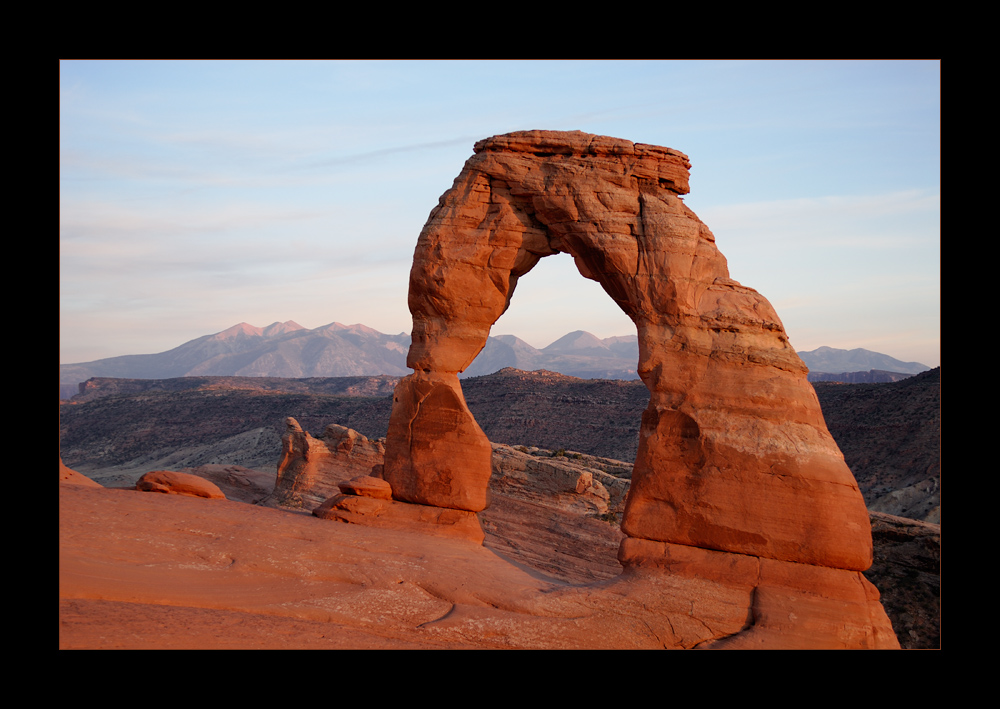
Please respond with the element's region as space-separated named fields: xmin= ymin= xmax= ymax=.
xmin=261 ymin=414 xmax=629 ymax=581
xmin=815 ymin=368 xmax=940 ymax=523
xmin=59 ymin=322 xmax=410 ymax=399
xmin=799 ymin=346 xmax=930 ymax=376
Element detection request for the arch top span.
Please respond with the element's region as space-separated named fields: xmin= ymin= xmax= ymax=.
xmin=471 ymin=130 xmax=693 ymax=196
xmin=382 ymin=130 xmax=873 ymax=573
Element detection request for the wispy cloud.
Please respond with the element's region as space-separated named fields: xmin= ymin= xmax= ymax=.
xmin=701 ymin=189 xmax=940 ymax=249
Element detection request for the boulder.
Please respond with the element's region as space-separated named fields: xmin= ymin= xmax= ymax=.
xmin=135 ymin=470 xmax=225 ymax=499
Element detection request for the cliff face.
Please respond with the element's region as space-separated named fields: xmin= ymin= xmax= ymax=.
xmin=864 ymin=512 xmax=940 ymax=649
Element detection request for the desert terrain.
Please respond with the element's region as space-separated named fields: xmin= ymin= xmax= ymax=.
xmin=60 ymin=456 xmax=910 ymax=649
xmin=59 ymin=370 xmax=938 ymax=648
xmin=60 ymin=131 xmax=938 ymax=649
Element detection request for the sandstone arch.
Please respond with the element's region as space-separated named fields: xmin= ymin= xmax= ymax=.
xmin=382 ymin=130 xmax=872 ymax=572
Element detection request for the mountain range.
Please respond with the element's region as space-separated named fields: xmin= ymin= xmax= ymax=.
xmin=59 ymin=321 xmax=931 ymax=399
xmin=796 ymin=346 xmax=930 ymax=377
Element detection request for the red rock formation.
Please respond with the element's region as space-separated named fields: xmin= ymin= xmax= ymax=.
xmin=278 ymin=418 xmax=628 ymax=551
xmin=135 ymin=470 xmax=226 ymax=499
xmin=382 ymin=374 xmax=492 ymax=511
xmin=314 ymin=475 xmax=485 ymax=543
xmin=273 ymin=418 xmax=385 ymax=508
xmin=383 ymin=130 xmax=871 ymax=574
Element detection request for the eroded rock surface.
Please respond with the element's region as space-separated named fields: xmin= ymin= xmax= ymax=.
xmin=314 ymin=475 xmax=486 ymax=544
xmin=489 ymin=443 xmax=629 ymax=519
xmin=135 ymin=470 xmax=226 ymax=499
xmin=59 ymin=481 xmax=899 ymax=649
xmin=272 ymin=417 xmax=385 ymax=509
xmin=273 ymin=420 xmax=629 ymax=572
xmin=483 ymin=444 xmax=628 ymax=582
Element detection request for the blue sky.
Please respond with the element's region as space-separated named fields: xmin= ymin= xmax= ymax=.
xmin=60 ymin=60 xmax=940 ymax=367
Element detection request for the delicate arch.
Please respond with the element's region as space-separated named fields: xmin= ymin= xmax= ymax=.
xmin=382 ymin=131 xmax=872 ymax=571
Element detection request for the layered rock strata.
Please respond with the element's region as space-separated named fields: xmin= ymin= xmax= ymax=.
xmin=489 ymin=444 xmax=628 ymax=519
xmin=272 ymin=418 xmax=385 ymax=509
xmin=274 ymin=419 xmax=628 ymax=555
xmin=383 ymin=129 xmax=872 ymax=572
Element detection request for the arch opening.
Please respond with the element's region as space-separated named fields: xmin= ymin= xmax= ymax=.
xmin=463 ymin=250 xmax=640 ymax=378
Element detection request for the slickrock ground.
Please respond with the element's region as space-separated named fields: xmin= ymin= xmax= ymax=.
xmin=58 ymin=477 xmax=889 ymax=650
xmin=60 ymin=461 xmax=899 ymax=649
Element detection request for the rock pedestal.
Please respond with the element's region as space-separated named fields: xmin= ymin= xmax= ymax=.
xmin=382 ymin=373 xmax=492 ymax=511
